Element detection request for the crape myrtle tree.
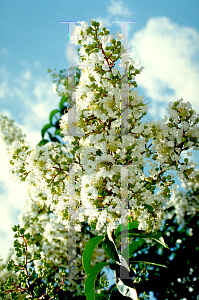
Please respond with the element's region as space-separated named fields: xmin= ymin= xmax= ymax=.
xmin=0 ymin=19 xmax=199 ymax=299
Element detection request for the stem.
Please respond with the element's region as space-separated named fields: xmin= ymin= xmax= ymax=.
xmin=55 ymin=278 xmax=65 ymax=294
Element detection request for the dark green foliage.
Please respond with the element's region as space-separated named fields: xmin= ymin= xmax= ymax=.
xmin=133 ymin=208 xmax=199 ymax=299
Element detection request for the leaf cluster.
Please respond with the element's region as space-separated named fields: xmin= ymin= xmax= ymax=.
xmin=132 ymin=207 xmax=199 ymax=299
xmin=0 ymin=225 xmax=68 ymax=300
xmin=82 ymin=220 xmax=168 ymax=300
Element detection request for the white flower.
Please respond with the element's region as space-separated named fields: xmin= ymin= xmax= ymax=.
xmin=112 ymin=67 xmax=119 ymax=76
xmin=75 ymin=223 xmax=81 ymax=232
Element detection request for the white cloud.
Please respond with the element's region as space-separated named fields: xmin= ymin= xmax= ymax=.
xmin=23 ymin=70 xmax=32 ymax=81
xmin=107 ymin=0 xmax=131 ymax=17
xmin=96 ymin=0 xmax=132 ymax=29
xmin=23 ymin=79 xmax=59 ymax=134
xmin=0 ymin=66 xmax=61 ymax=260
xmin=0 ymin=80 xmax=13 ymax=99
xmin=0 ymin=138 xmax=28 ymax=261
xmin=0 ymin=67 xmax=14 ymax=99
xmin=129 ymin=17 xmax=199 ymax=113
xmin=0 ymin=67 xmax=60 ymax=145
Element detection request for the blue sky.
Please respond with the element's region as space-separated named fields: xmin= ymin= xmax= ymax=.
xmin=0 ymin=1 xmax=199 ymax=296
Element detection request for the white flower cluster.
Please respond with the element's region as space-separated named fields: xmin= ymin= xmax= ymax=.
xmin=169 ymin=169 xmax=199 ymax=224
xmin=10 ymin=196 xmax=107 ymax=293
xmin=3 ymin=20 xmax=199 ymax=234
xmin=8 ymin=141 xmax=78 ymax=210
xmin=59 ymin=21 xmax=199 ymax=232
xmin=0 ymin=115 xmax=26 ymax=148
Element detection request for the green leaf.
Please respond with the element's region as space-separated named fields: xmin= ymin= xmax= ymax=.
xmin=90 ymin=222 xmax=96 ymax=230
xmin=116 ymin=279 xmax=138 ymax=299
xmin=122 ymin=239 xmax=146 ymax=260
xmin=48 ymin=131 xmax=53 ymax=140
xmin=83 ymin=235 xmax=104 ymax=275
xmin=116 ymin=230 xmax=168 ymax=249
xmin=54 ymin=129 xmax=62 ymax=136
xmin=50 ymin=136 xmax=61 ymax=143
xmin=54 ymin=120 xmax=60 ymax=129
xmin=59 ymin=95 xmax=68 ymax=110
xmin=41 ymin=124 xmax=53 ymax=139
xmin=49 ymin=109 xmax=60 ymax=125
xmin=85 ymin=262 xmax=109 ymax=300
xmin=102 ymin=236 xmax=120 ymax=262
xmin=37 ymin=139 xmax=49 ymax=146
xmin=144 ymin=204 xmax=154 ymax=212
xmin=147 ymin=231 xmax=168 ymax=248
xmin=95 ymin=290 xmax=109 ymax=300
xmin=130 ymin=260 xmax=167 ymax=269
xmin=114 ymin=221 xmax=139 ymax=239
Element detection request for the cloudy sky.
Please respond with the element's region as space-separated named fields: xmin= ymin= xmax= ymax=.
xmin=0 ymin=0 xmax=199 ymax=278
